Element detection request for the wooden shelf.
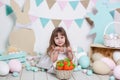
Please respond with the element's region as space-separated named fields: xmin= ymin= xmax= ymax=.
xmin=89 ymin=44 xmax=120 ymax=62
xmin=90 ymin=44 xmax=120 ymax=49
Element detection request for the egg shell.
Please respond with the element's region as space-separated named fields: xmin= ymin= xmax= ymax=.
xmin=0 ymin=61 xmax=9 ymax=76
xmin=113 ymin=51 xmax=120 ymax=62
xmin=113 ymin=65 xmax=120 ymax=79
xmin=92 ymin=53 xmax=104 ymax=61
xmin=117 ymin=59 xmax=120 ymax=65
xmin=78 ymin=55 xmax=90 ymax=68
xmin=92 ymin=60 xmax=111 ymax=75
xmin=9 ymin=59 xmax=22 ymax=72
xmin=101 ymin=58 xmax=116 ymax=70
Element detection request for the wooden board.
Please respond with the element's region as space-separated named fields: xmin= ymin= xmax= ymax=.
xmin=9 ymin=28 xmax=35 ymax=56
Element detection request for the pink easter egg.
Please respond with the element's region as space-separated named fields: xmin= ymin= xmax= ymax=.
xmin=101 ymin=58 xmax=116 ymax=70
xmin=8 ymin=59 xmax=22 ymax=72
xmin=113 ymin=65 xmax=120 ymax=79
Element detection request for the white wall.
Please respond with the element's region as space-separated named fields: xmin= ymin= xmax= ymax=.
xmin=0 ymin=0 xmax=120 ymax=54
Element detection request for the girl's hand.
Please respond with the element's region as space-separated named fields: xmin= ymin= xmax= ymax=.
xmin=54 ymin=46 xmax=61 ymax=51
xmin=67 ymin=47 xmax=72 ymax=53
xmin=66 ymin=47 xmax=73 ymax=60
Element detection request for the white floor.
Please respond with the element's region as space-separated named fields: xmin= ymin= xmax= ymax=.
xmin=0 ymin=69 xmax=109 ymax=80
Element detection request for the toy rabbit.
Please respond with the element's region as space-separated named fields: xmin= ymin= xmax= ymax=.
xmin=9 ymin=0 xmax=36 ymax=56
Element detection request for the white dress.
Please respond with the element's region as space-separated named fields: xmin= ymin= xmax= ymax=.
xmin=36 ymin=48 xmax=75 ymax=73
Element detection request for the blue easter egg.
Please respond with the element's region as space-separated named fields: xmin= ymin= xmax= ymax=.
xmin=109 ymin=76 xmax=115 ymax=80
xmin=87 ymin=70 xmax=93 ymax=76
xmin=78 ymin=55 xmax=90 ymax=68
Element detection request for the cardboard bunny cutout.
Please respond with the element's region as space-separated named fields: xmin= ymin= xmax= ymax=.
xmin=9 ymin=0 xmax=36 ymax=55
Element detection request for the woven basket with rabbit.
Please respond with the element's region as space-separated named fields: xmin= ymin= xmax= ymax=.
xmin=104 ymin=22 xmax=120 ymax=48
xmin=55 ymin=58 xmax=75 ymax=79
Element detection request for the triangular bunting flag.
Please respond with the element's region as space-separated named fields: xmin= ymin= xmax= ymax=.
xmin=57 ymin=1 xmax=68 ymax=10
xmin=69 ymin=1 xmax=79 ymax=10
xmin=52 ymin=20 xmax=61 ymax=27
xmin=63 ymin=20 xmax=73 ymax=29
xmin=81 ymin=0 xmax=89 ymax=9
xmin=92 ymin=0 xmax=97 ymax=5
xmin=75 ymin=19 xmax=84 ymax=28
xmin=46 ymin=0 xmax=55 ymax=9
xmin=6 ymin=5 xmax=13 ymax=16
xmin=35 ymin=0 xmax=43 ymax=7
xmin=116 ymin=8 xmax=120 ymax=13
xmin=110 ymin=10 xmax=115 ymax=18
xmin=40 ymin=18 xmax=50 ymax=28
xmin=0 ymin=1 xmax=3 ymax=7
xmin=29 ymin=15 xmax=38 ymax=23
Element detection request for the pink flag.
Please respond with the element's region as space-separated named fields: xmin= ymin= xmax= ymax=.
xmin=92 ymin=0 xmax=97 ymax=5
xmin=29 ymin=15 xmax=38 ymax=22
xmin=0 ymin=1 xmax=3 ymax=7
xmin=63 ymin=20 xmax=73 ymax=29
xmin=57 ymin=1 xmax=68 ymax=10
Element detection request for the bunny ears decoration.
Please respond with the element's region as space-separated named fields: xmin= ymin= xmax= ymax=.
xmin=10 ymin=0 xmax=31 ymax=24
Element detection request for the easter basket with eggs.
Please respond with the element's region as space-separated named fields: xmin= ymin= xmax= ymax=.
xmin=55 ymin=58 xmax=75 ymax=79
xmin=104 ymin=22 xmax=120 ymax=48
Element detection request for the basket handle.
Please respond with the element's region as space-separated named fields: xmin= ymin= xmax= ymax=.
xmin=104 ymin=21 xmax=120 ymax=35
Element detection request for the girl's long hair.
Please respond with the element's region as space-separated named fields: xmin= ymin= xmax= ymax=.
xmin=47 ymin=27 xmax=70 ymax=54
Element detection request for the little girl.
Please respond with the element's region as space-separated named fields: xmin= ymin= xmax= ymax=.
xmin=37 ymin=27 xmax=74 ymax=73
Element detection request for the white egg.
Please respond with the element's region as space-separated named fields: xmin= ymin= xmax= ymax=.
xmin=92 ymin=53 xmax=104 ymax=61
xmin=92 ymin=60 xmax=111 ymax=75
xmin=113 ymin=51 xmax=120 ymax=62
xmin=0 ymin=61 xmax=9 ymax=76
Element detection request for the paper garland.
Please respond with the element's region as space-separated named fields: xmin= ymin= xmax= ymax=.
xmin=57 ymin=1 xmax=68 ymax=10
xmin=75 ymin=19 xmax=84 ymax=28
xmin=35 ymin=0 xmax=90 ymax=10
xmin=52 ymin=20 xmax=61 ymax=27
xmin=6 ymin=5 xmax=13 ymax=16
xmin=38 ymin=17 xmax=84 ymax=28
xmin=35 ymin=0 xmax=43 ymax=7
xmin=116 ymin=8 xmax=120 ymax=13
xmin=110 ymin=10 xmax=115 ymax=18
xmin=40 ymin=18 xmax=50 ymax=28
xmin=0 ymin=1 xmax=3 ymax=7
xmin=79 ymin=0 xmax=89 ymax=9
xmin=63 ymin=20 xmax=73 ymax=29
xmin=69 ymin=1 xmax=79 ymax=10
xmin=46 ymin=0 xmax=55 ymax=9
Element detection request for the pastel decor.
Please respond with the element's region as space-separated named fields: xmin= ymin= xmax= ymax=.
xmin=35 ymin=0 xmax=43 ymax=7
xmin=29 ymin=15 xmax=38 ymax=23
xmin=81 ymin=0 xmax=89 ymax=9
xmin=46 ymin=0 xmax=55 ymax=9
xmin=52 ymin=20 xmax=61 ymax=27
xmin=101 ymin=58 xmax=116 ymax=70
xmin=87 ymin=0 xmax=120 ymax=44
xmin=0 ymin=61 xmax=9 ymax=76
xmin=63 ymin=20 xmax=73 ymax=29
xmin=75 ymin=19 xmax=84 ymax=28
xmin=113 ymin=51 xmax=120 ymax=62
xmin=69 ymin=1 xmax=79 ymax=10
xmin=92 ymin=60 xmax=111 ymax=74
xmin=110 ymin=10 xmax=115 ymax=18
xmin=9 ymin=59 xmax=22 ymax=72
xmin=6 ymin=5 xmax=13 ymax=16
xmin=116 ymin=8 xmax=120 ymax=13
xmin=0 ymin=1 xmax=3 ymax=7
xmin=40 ymin=18 xmax=50 ymax=28
xmin=113 ymin=65 xmax=120 ymax=79
xmin=57 ymin=1 xmax=68 ymax=10
xmin=78 ymin=55 xmax=90 ymax=68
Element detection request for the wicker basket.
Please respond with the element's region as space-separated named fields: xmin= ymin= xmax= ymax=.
xmin=104 ymin=22 xmax=120 ymax=48
xmin=55 ymin=69 xmax=73 ymax=79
